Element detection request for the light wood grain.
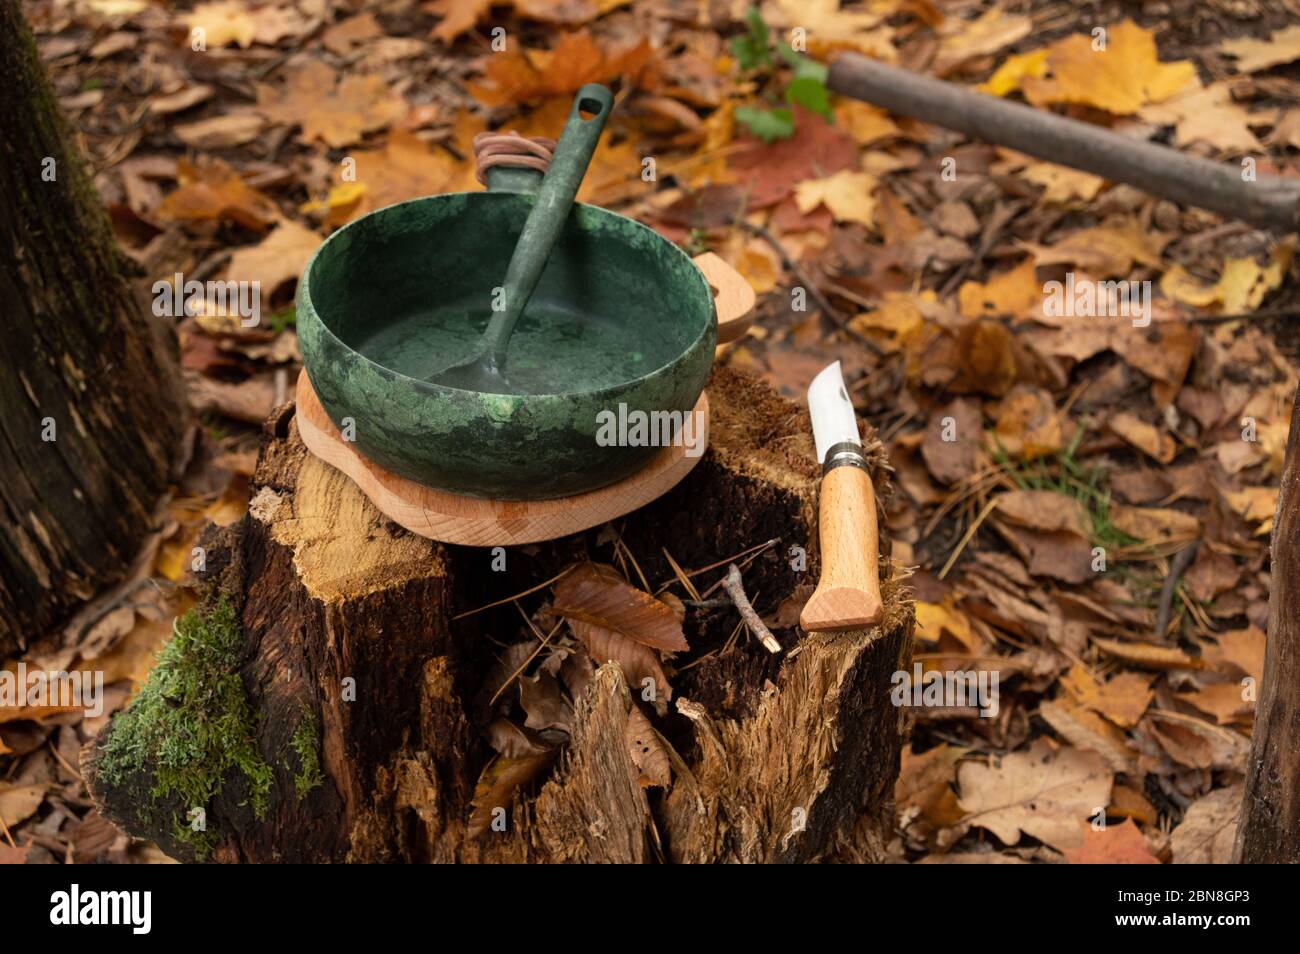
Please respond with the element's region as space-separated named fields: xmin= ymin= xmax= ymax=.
xmin=694 ymin=251 xmax=756 ymax=344
xmin=800 ymin=464 xmax=884 ymax=631
xmin=296 ymin=372 xmax=709 ymax=547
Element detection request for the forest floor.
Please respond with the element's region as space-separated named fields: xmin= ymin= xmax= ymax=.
xmin=4 ymin=0 xmax=1300 ymax=864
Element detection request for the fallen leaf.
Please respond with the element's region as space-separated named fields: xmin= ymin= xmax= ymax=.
xmin=1024 ymin=20 xmax=1197 ymax=115
xmin=957 ymin=740 xmax=1113 ymax=852
xmin=466 ymin=752 xmax=554 ymax=837
xmin=1139 ymin=82 xmax=1268 ymax=152
xmin=996 ymin=489 xmax=1090 ymax=537
xmin=959 ymin=257 xmax=1040 ymax=318
xmin=0 ymin=783 xmax=46 ymax=829
xmin=257 ymin=60 xmax=407 ymax=148
xmin=1170 ymin=784 xmax=1240 ymax=863
xmin=1221 ymin=24 xmax=1300 ymax=73
xmin=1060 ymin=666 xmax=1153 ymax=728
xmin=224 ymin=219 xmax=321 ymax=302
xmin=157 ymin=159 xmax=280 ymax=232
xmin=1092 ymin=636 xmax=1202 ymax=671
xmin=553 ymin=563 xmax=687 ymax=651
xmin=1063 ymin=818 xmax=1160 ymax=863
xmin=1161 ymin=245 xmax=1292 ymax=314
xmin=1108 ymin=411 xmax=1175 ymax=463
xmin=921 ymin=397 xmax=982 ymax=484
xmin=185 ymin=1 xmax=256 ymax=49
xmin=1039 ymin=698 xmax=1137 ymax=774
xmin=470 ymin=30 xmax=652 ymax=105
xmin=994 ymin=385 xmax=1067 ymax=460
xmin=625 ymin=704 xmax=671 ymax=788
xmin=794 ymin=169 xmax=878 ymax=228
xmin=567 ymin=619 xmax=671 ymax=713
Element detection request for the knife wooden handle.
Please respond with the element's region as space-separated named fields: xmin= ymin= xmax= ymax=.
xmin=800 ymin=463 xmax=884 ymax=632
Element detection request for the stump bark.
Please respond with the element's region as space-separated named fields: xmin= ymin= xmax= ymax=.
xmin=1236 ymin=386 xmax=1300 ymax=863
xmin=85 ymin=366 xmax=912 ymax=863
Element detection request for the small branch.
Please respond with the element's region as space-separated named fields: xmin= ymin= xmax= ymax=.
xmin=827 ymin=53 xmax=1300 ymax=234
xmin=1155 ymin=542 xmax=1198 ymax=640
xmin=720 ymin=563 xmax=782 ymax=654
xmin=738 ymin=220 xmax=849 ymax=328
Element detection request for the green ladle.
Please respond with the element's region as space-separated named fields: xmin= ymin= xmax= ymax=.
xmin=428 ymin=83 xmax=614 ymax=390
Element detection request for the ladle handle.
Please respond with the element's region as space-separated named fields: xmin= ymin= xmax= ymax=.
xmin=482 ymin=84 xmax=614 ymax=370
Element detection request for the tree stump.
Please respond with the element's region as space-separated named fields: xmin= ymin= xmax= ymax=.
xmin=84 ymin=366 xmax=913 ymax=863
xmin=1236 ymin=387 xmax=1300 ymax=863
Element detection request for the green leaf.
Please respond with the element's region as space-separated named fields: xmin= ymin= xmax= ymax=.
xmin=735 ymin=106 xmax=795 ymax=143
xmin=785 ymin=75 xmax=832 ymax=119
xmin=732 ymin=5 xmax=772 ymax=71
xmin=777 ymin=42 xmax=828 ymax=84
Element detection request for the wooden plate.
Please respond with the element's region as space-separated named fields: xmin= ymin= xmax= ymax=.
xmin=296 ymin=371 xmax=709 ymax=546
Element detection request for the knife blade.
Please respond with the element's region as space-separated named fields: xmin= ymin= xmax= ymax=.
xmin=807 ymin=360 xmax=860 ymax=464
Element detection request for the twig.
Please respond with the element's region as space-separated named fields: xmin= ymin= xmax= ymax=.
xmin=737 ymin=220 xmax=848 ymax=328
xmin=938 ymin=497 xmax=999 ymax=580
xmin=720 ymin=563 xmax=781 ymax=653
xmin=1155 ymin=542 xmax=1198 ymax=640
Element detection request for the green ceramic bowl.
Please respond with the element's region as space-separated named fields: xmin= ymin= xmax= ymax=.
xmin=297 ymin=171 xmax=717 ymax=500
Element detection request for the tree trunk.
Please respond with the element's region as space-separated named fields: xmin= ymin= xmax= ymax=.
xmin=0 ymin=0 xmax=185 ymax=656
xmin=84 ymin=366 xmax=913 ymax=863
xmin=1236 ymin=386 xmax=1300 ymax=862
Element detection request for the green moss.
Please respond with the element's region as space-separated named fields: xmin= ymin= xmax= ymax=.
xmin=98 ymin=598 xmax=273 ymax=856
xmin=288 ymin=707 xmax=323 ymax=800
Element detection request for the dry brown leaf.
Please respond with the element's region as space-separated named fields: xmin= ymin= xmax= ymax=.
xmin=174 ymin=111 xmax=265 ymax=149
xmin=1039 ymin=697 xmax=1136 ymax=774
xmin=487 ymin=718 xmax=552 ymax=757
xmin=994 ymin=385 xmax=1067 ymax=460
xmin=957 ymin=739 xmax=1113 ymax=852
xmin=1062 ymin=818 xmax=1160 ymax=864
xmin=1221 ymin=24 xmax=1300 ymax=73
xmin=553 ymin=563 xmax=687 ymax=651
xmin=1023 ymin=220 xmax=1169 ymax=278
xmin=1170 ymin=784 xmax=1240 ymax=863
xmin=1060 ymin=666 xmax=1153 ymax=728
xmin=157 ymin=159 xmax=280 ymax=232
xmin=567 ymin=619 xmax=670 ymax=712
xmin=466 ymin=752 xmax=554 ymax=838
xmin=1179 ymin=682 xmax=1254 ymax=725
xmin=1092 ymin=636 xmax=1203 ymax=671
xmin=257 ymin=60 xmax=407 ymax=148
xmin=920 ymin=397 xmax=982 ymax=484
xmin=224 ymin=219 xmax=322 ymax=302
xmin=1109 ymin=504 xmax=1199 ymax=546
xmin=625 ymin=704 xmax=671 ymax=788
xmin=1139 ymin=82 xmax=1269 ymax=152
xmin=470 ymin=30 xmax=652 ymax=105
xmin=996 ymin=489 xmax=1090 ymax=537
xmin=1208 ymin=626 xmax=1265 ymax=684
xmin=1108 ymin=412 xmax=1175 ymax=464
xmin=897 ymin=743 xmax=966 ymax=838
xmin=0 ymin=783 xmax=46 ymax=828
xmin=519 ymin=669 xmax=572 ymax=733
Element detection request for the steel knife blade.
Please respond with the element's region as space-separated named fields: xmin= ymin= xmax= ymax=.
xmin=807 ymin=360 xmax=861 ymax=464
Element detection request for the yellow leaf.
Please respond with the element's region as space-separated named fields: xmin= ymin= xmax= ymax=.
xmin=958 ymin=257 xmax=1039 ymax=318
xmin=1023 ymin=20 xmax=1197 ymax=115
xmin=914 ymin=600 xmax=975 ymax=651
xmin=1224 ymin=486 xmax=1278 ymax=535
xmin=980 ymin=49 xmax=1049 ymax=97
xmin=1161 ymin=244 xmax=1293 ymax=314
xmin=834 ymin=100 xmax=900 ymax=145
xmin=186 ymin=1 xmax=256 ymax=49
xmin=795 ymin=169 xmax=877 ymax=228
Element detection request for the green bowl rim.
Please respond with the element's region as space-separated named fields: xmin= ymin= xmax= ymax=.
xmin=298 ymin=192 xmax=718 ymax=400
